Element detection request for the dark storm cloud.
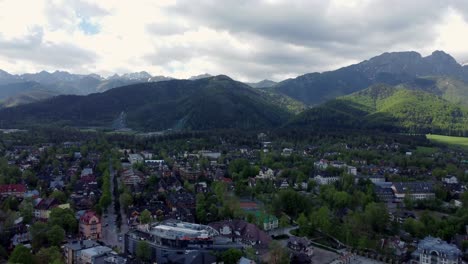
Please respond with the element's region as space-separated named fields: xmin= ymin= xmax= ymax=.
xmin=0 ymin=27 xmax=97 ymax=68
xmin=150 ymin=0 xmax=468 ymax=80
xmin=168 ymin=0 xmax=445 ymax=48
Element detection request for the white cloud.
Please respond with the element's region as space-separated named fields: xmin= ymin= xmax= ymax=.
xmin=0 ymin=0 xmax=468 ymax=81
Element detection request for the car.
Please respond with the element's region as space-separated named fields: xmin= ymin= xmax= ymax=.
xmin=118 ymin=236 xmax=122 ymax=241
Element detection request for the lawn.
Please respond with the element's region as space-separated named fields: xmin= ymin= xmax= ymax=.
xmin=426 ymin=134 xmax=468 ymax=149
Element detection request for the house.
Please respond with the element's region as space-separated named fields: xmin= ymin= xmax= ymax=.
xmin=209 ymin=220 xmax=272 ymax=249
xmin=199 ymin=150 xmax=221 ymax=160
xmin=443 ymin=176 xmax=459 ymax=185
xmin=355 ymin=174 xmax=386 ymax=184
xmin=79 ymin=211 xmax=102 ymax=240
xmin=179 ymin=166 xmax=201 ymax=181
xmin=411 ymin=236 xmax=462 ymax=264
xmin=34 ymin=198 xmax=60 ymax=220
xmin=374 ymin=183 xmax=395 ymax=203
xmin=392 ymin=182 xmax=435 ymax=201
xmin=81 ymin=168 xmax=93 ymax=177
xmin=239 ymin=257 xmax=257 ymax=264
xmin=256 ymin=212 xmax=278 ymax=231
xmin=314 ymin=159 xmax=329 ymax=170
xmin=314 ymin=174 xmax=340 ymax=185
xmin=121 ymin=168 xmax=146 ymax=186
xmin=141 ymin=151 xmax=153 ymax=160
xmin=63 ymin=240 xmax=100 ymax=264
xmin=0 ymin=184 xmax=26 ymax=198
xmin=79 ymin=245 xmax=113 ymax=264
xmin=256 ymin=168 xmax=275 ymax=179
xmin=128 ymin=153 xmax=144 ymax=165
xmin=347 ymin=166 xmax=357 ymax=176
xmin=281 ymin=148 xmax=293 ymax=156
xmin=287 ymin=236 xmax=310 ymax=252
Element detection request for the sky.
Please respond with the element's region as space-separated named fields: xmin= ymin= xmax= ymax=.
xmin=1 ymin=0 xmax=468 ymax=82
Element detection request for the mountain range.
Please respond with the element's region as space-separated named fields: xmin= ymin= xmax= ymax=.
xmin=1 ymin=50 xmax=468 ymax=134
xmin=0 ymin=76 xmax=294 ymax=131
xmin=272 ymin=50 xmax=468 ymax=105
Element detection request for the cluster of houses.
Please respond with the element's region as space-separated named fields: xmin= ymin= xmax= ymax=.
xmin=1 ymin=135 xmax=467 ymax=263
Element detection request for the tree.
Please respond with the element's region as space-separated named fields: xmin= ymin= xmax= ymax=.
xmin=312 ymin=206 xmax=332 ymax=233
xmin=120 ymin=192 xmax=133 ymax=209
xmin=34 ymin=246 xmax=64 ymax=264
xmin=269 ymin=241 xmax=289 ymax=264
xmin=297 ymin=213 xmax=309 ymax=236
xmin=49 ymin=208 xmax=77 ymax=234
xmin=136 ymin=240 xmax=151 ymax=262
xmin=279 ymin=215 xmax=289 ymax=228
xmin=19 ymin=199 xmax=34 ymax=224
xmin=140 ymin=209 xmax=152 ymax=225
xmin=196 ymin=193 xmax=206 ymax=223
xmin=9 ymin=244 xmax=33 ymax=264
xmin=30 ymin=222 xmax=49 ymax=251
xmin=364 ymin=202 xmax=388 ymax=233
xmin=47 ymin=225 xmax=65 ymax=247
xmin=221 ymin=248 xmax=243 ymax=264
xmin=50 ymin=191 xmax=67 ymax=203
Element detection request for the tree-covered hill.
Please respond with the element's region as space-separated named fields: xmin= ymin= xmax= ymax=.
xmin=0 ymin=75 xmax=294 ymax=131
xmin=288 ymin=84 xmax=468 ymax=135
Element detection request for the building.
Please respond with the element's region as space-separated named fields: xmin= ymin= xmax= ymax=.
xmin=374 ymin=184 xmax=395 ymax=203
xmin=392 ymin=182 xmax=435 ymax=201
xmin=314 ymin=174 xmax=340 ymax=185
xmin=346 ymin=166 xmax=357 ymax=176
xmin=256 ymin=213 xmax=278 ymax=231
xmin=125 ymin=220 xmax=239 ymax=263
xmin=209 ymin=219 xmax=272 ymax=248
xmin=0 ymin=184 xmax=26 ymax=198
xmin=354 ymin=174 xmax=385 ymax=184
xmin=443 ymin=176 xmax=459 ymax=185
xmin=79 ymin=211 xmax=102 ymax=240
xmin=199 ymin=150 xmax=221 ymax=160
xmin=34 ymin=198 xmax=60 ymax=220
xmin=128 ymin=153 xmax=144 ymax=165
xmin=121 ymin=168 xmax=146 ymax=186
xmin=63 ymin=240 xmax=100 ymax=264
xmin=412 ymin=236 xmax=462 ymax=264
xmin=79 ymin=245 xmax=112 ymax=264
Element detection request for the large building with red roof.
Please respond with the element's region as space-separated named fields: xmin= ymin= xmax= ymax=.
xmin=79 ymin=211 xmax=102 ymax=240
xmin=0 ymin=184 xmax=26 ymax=197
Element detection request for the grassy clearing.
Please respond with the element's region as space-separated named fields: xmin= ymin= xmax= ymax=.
xmin=426 ymin=134 xmax=468 ymax=149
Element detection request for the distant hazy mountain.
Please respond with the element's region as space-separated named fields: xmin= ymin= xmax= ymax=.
xmin=0 ymin=70 xmax=180 ymax=106
xmin=288 ymin=83 xmax=468 ymax=135
xmin=189 ymin=73 xmax=213 ymax=80
xmin=274 ymin=50 xmax=468 ymax=105
xmin=0 ymin=75 xmax=294 ymax=131
xmin=246 ymin=79 xmax=277 ymax=88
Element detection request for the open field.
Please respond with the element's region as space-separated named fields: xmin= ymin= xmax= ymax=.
xmin=426 ymin=134 xmax=468 ymax=149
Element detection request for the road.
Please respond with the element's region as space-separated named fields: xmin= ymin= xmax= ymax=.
xmin=101 ymin=160 xmax=127 ymax=251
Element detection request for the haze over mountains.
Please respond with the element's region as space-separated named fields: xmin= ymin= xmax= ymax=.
xmin=1 ymin=50 xmax=468 ymax=135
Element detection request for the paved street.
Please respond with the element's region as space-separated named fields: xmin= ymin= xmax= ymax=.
xmin=101 ymin=161 xmax=127 ymax=252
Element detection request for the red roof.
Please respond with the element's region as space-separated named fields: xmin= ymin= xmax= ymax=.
xmin=239 ymin=202 xmax=259 ymax=210
xmin=220 ymin=177 xmax=232 ymax=183
xmin=0 ymin=184 xmax=26 ymax=194
xmin=80 ymin=210 xmax=100 ymax=224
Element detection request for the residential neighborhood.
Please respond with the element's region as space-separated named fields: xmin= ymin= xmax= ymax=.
xmin=0 ymin=128 xmax=467 ymax=263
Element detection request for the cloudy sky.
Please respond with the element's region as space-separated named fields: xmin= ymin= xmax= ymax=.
xmin=1 ymin=0 xmax=468 ymax=81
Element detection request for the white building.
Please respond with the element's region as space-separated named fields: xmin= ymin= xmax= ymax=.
xmin=413 ymin=236 xmax=462 ymax=264
xmin=314 ymin=174 xmax=340 ymax=185
xmin=443 ymin=176 xmax=458 ymax=184
xmin=128 ymin=154 xmax=144 ymax=165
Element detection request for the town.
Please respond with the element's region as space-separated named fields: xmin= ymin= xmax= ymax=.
xmin=0 ymin=128 xmax=467 ymax=264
